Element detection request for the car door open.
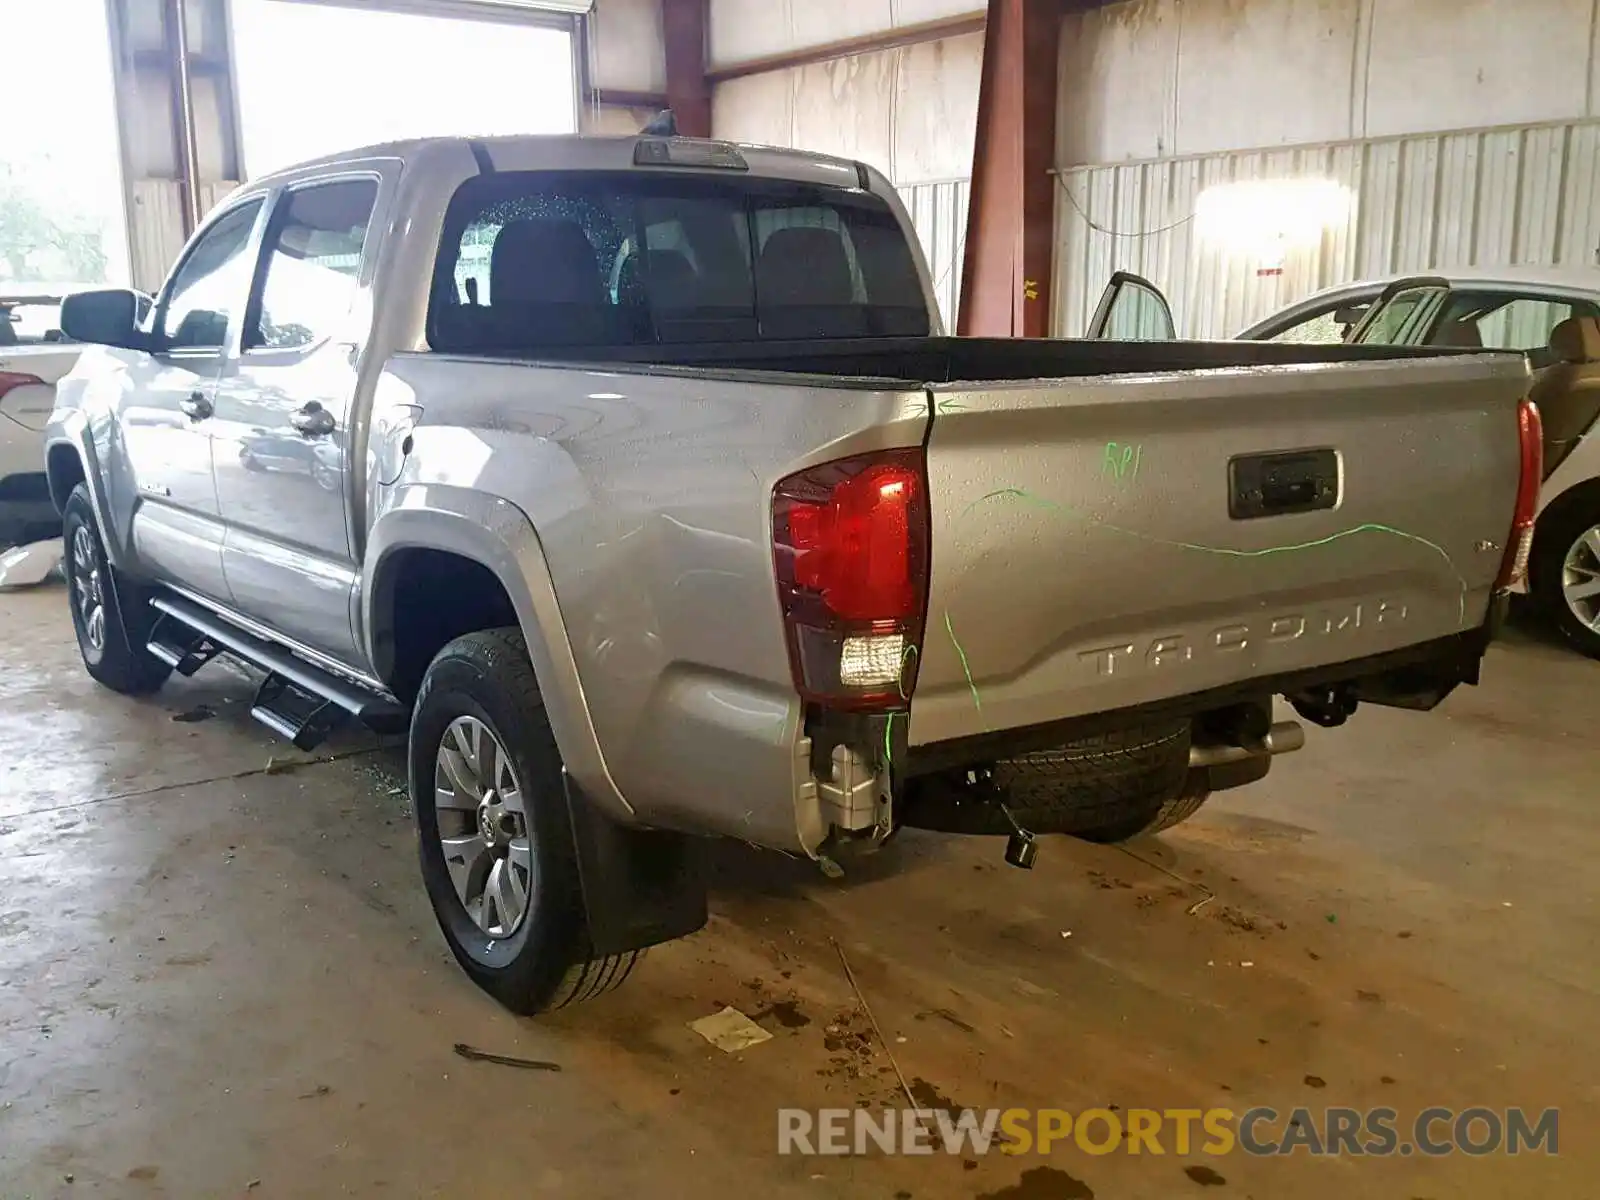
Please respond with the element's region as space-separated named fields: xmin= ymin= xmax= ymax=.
xmin=1086 ymin=271 xmax=1177 ymax=340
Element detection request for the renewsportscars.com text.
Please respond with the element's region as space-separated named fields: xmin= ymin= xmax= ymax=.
xmin=777 ymin=1106 xmax=1559 ymax=1158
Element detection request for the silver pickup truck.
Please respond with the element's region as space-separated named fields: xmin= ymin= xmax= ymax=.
xmin=48 ymin=135 xmax=1539 ymax=1014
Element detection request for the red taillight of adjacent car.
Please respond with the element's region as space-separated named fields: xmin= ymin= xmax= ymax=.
xmin=772 ymin=449 xmax=930 ymax=710
xmin=1496 ymin=396 xmax=1543 ymax=590
xmin=0 ymin=371 xmax=45 ymax=407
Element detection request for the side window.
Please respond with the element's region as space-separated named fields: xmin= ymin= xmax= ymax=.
xmin=1461 ymin=296 xmax=1597 ymax=353
xmin=249 ymin=179 xmax=379 ymax=350
xmin=1103 ymin=280 xmax=1175 ymax=340
xmin=1266 ymin=302 xmax=1370 ymax=345
xmin=159 ymin=200 xmax=263 ymax=350
xmin=1352 ymin=285 xmax=1447 ymax=346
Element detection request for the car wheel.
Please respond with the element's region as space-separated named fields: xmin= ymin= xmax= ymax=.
xmin=311 ymin=461 xmax=339 ymax=492
xmin=410 ymin=628 xmax=641 ymax=1014
xmin=1532 ymin=501 xmax=1600 ymax=660
xmin=239 ymin=447 xmax=264 ymax=472
xmin=62 ymin=484 xmax=171 ymax=695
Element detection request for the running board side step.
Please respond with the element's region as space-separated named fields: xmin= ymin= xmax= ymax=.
xmin=147 ymin=595 xmax=407 ymax=749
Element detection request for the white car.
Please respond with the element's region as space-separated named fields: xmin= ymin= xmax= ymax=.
xmin=1091 ymin=267 xmax=1600 ymax=659
xmin=1 ymin=293 xmax=81 ymax=544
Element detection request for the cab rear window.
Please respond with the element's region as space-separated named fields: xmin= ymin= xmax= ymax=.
xmin=427 ymin=171 xmax=929 ymax=352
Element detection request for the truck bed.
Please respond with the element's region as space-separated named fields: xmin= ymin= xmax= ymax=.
xmin=501 ymin=333 xmax=1487 ymax=383
xmin=435 ymin=335 xmax=1530 ymax=754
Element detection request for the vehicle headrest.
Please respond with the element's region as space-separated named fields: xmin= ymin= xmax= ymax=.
xmin=756 ymin=227 xmax=854 ymax=307
xmin=1436 ymin=319 xmax=1483 ymax=349
xmin=489 ymin=219 xmax=604 ymax=307
xmin=1550 ymin=316 xmax=1600 ymax=364
xmin=641 ymin=249 xmax=698 ymax=309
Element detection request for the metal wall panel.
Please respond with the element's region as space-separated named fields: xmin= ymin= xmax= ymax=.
xmin=711 ymin=31 xmax=983 ymax=187
xmin=900 ymin=177 xmax=968 ymax=328
xmin=1056 ymin=118 xmax=1600 ymax=340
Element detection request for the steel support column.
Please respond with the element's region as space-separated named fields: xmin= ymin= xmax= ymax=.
xmin=957 ymin=0 xmax=1060 ymax=337
xmin=660 ymin=0 xmax=710 ymax=138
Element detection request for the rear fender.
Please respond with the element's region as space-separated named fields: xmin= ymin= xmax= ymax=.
xmin=364 ymin=485 xmax=634 ymax=825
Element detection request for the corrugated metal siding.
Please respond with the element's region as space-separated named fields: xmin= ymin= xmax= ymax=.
xmin=901 ymin=177 xmax=968 ymax=329
xmin=1056 ymin=119 xmax=1600 ymax=340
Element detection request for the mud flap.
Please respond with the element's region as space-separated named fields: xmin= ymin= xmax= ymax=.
xmin=563 ymin=772 xmax=709 ymax=957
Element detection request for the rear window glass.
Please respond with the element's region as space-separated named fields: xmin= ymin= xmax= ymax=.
xmin=428 ymin=171 xmax=929 ymax=352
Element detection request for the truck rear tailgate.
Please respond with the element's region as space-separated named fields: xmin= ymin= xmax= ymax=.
xmin=908 ymin=354 xmax=1531 ymax=748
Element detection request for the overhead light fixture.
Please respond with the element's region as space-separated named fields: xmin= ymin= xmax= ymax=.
xmin=1195 ymin=179 xmax=1355 ymax=267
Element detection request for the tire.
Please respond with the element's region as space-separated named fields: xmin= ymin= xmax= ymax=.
xmin=1122 ymin=770 xmax=1213 ymax=839
xmin=997 ymin=719 xmax=1195 ymax=842
xmin=409 ymin=627 xmax=641 ymax=1015
xmin=62 ymin=484 xmax=171 ymax=696
xmin=905 ymin=719 xmax=1194 ymax=842
xmin=1531 ymin=499 xmax=1600 ymax=660
xmin=311 ymin=461 xmax=339 ymax=493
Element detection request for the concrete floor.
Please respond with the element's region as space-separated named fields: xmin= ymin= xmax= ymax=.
xmin=0 ymin=585 xmax=1596 ymax=1199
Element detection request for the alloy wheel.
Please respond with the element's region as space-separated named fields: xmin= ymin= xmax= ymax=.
xmin=1562 ymin=523 xmax=1600 ymax=634
xmin=433 ymin=715 xmax=533 ymax=938
xmin=70 ymin=524 xmax=106 ymax=652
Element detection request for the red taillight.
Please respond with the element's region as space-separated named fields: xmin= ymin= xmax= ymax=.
xmin=0 ymin=371 xmax=45 ymax=405
xmin=773 ymin=449 xmax=930 ymax=709
xmin=1496 ymin=396 xmax=1543 ymax=590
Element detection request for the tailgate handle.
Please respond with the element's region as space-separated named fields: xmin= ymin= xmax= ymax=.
xmin=1229 ymin=449 xmax=1338 ymax=520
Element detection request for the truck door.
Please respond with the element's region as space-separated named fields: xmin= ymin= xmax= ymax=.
xmin=1086 ymin=271 xmax=1177 ymax=340
xmin=209 ymin=174 xmax=384 ymax=664
xmin=123 ymin=197 xmax=266 ymax=602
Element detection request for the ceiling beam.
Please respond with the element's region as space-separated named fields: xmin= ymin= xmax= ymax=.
xmin=705 ymin=12 xmax=986 ymax=84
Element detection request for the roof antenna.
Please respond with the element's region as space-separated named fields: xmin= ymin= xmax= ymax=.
xmin=640 ymin=109 xmax=678 ymax=136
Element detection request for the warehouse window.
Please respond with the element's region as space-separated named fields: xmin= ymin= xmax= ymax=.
xmin=0 ymin=0 xmax=128 ymax=333
xmin=232 ymin=1 xmax=576 ymax=178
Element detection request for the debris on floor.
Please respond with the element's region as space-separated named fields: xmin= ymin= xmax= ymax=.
xmin=171 ymin=704 xmax=216 ymax=724
xmin=0 ymin=540 xmax=63 ymax=591
xmin=452 ymin=1042 xmax=561 ymax=1072
xmin=689 ymin=1006 xmax=774 ymax=1053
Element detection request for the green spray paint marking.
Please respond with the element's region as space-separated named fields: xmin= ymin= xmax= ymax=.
xmin=944 ymin=610 xmax=983 ymax=712
xmin=883 ymin=710 xmax=897 ymax=765
xmin=936 ymin=398 xmax=967 ymax=414
xmin=1102 ymin=441 xmax=1143 ymax=484
xmin=897 ymin=642 xmax=920 ymax=701
xmin=959 ymin=487 xmax=1468 ymax=624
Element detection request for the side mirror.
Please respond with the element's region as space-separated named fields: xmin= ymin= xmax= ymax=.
xmin=1333 ymin=304 xmax=1370 ymax=326
xmin=59 ymin=289 xmax=151 ymax=351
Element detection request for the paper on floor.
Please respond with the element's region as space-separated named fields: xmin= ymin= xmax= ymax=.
xmin=689 ymin=1006 xmax=774 ymax=1053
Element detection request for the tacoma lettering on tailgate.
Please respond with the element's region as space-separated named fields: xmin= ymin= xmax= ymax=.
xmin=1077 ymin=599 xmax=1409 ymax=677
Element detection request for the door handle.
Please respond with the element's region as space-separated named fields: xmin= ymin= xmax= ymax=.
xmin=291 ymin=402 xmax=337 ymax=437
xmin=179 ymin=392 xmax=213 ymax=420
